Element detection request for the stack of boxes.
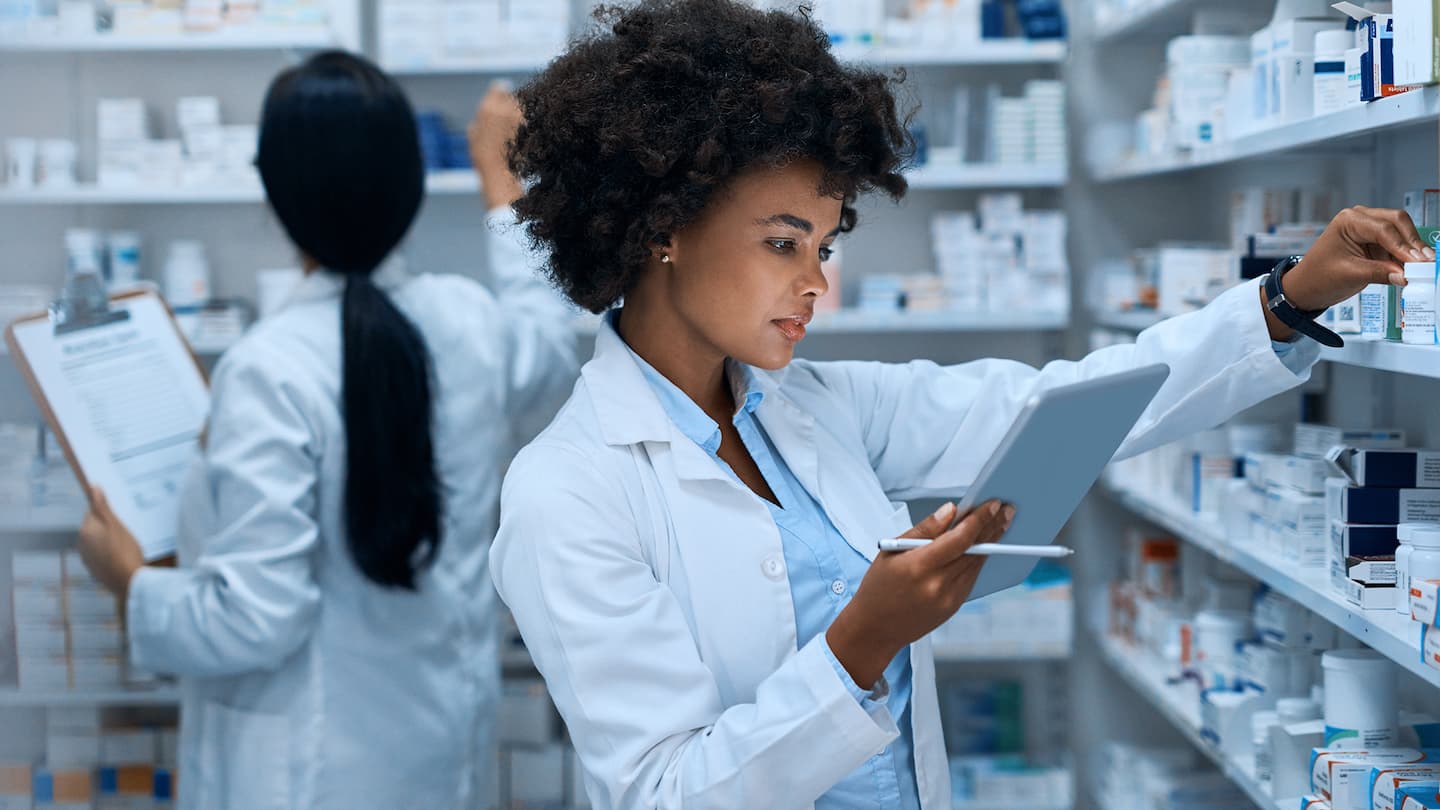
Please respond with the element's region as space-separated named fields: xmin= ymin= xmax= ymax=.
xmin=929 ymin=194 xmax=1069 ymax=316
xmin=989 ymin=81 xmax=1067 ymax=167
xmin=12 ymin=552 xmax=134 ymax=691
xmin=497 ymin=678 xmax=588 ymax=808
xmin=97 ymin=98 xmax=257 ymax=190
xmin=1323 ymin=434 xmax=1440 ymax=612
xmin=0 ymin=712 xmax=178 ymax=810
xmin=1302 ymin=752 xmax=1440 ymax=810
xmin=378 ymin=0 xmax=571 ymax=71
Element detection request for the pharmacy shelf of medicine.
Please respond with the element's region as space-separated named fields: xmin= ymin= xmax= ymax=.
xmin=1091 ymin=308 xmax=1164 ymax=332
xmin=930 ymin=643 xmax=1072 ymax=663
xmin=0 ymin=163 xmax=1066 ymax=206
xmin=0 ymin=515 xmax=80 ymax=535
xmin=0 ymin=686 xmax=180 ymax=708
xmin=571 ymin=309 xmax=1070 ymax=336
xmin=385 ymin=54 xmax=558 ymax=76
xmin=1321 ymin=339 xmax=1440 ymax=380
xmin=1093 ymin=0 xmax=1207 ymax=45
xmin=1094 ymin=631 xmax=1287 ymax=810
xmin=905 ymin=162 xmax=1067 ymax=189
xmin=1094 ymin=87 xmax=1440 ymax=183
xmin=1102 ymin=483 xmax=1440 ymax=690
xmin=0 ymin=27 xmax=337 ymax=53
xmin=0 ymin=171 xmax=474 ymax=204
xmin=830 ymin=39 xmax=1067 ymax=66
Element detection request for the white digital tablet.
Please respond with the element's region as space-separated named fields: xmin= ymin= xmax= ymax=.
xmin=952 ymin=363 xmax=1171 ymax=601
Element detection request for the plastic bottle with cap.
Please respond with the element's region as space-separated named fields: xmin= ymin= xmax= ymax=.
xmin=1402 ymin=524 xmax=1440 ymax=618
xmin=1322 ymin=649 xmax=1397 ymax=750
xmin=163 ymin=241 xmax=211 ymax=309
xmin=1253 ymin=709 xmax=1281 ymax=783
xmin=1194 ymin=609 xmax=1251 ymax=690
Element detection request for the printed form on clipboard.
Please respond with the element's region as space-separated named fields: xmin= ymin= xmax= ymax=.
xmin=5 ymin=287 xmax=210 ymax=560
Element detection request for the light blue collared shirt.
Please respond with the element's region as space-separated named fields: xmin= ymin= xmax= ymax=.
xmin=622 ymin=339 xmax=920 ymax=810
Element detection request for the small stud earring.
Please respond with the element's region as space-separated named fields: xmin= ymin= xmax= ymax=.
xmin=660 ymin=254 xmax=671 ymax=264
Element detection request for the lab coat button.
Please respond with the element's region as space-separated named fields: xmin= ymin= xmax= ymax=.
xmin=830 ymin=579 xmax=846 ymax=596
xmin=761 ymin=555 xmax=786 ymax=580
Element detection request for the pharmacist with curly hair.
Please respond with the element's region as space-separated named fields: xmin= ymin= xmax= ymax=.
xmin=490 ymin=2 xmax=1423 ymax=808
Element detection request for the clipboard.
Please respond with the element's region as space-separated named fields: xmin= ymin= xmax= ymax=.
xmin=5 ymin=279 xmax=210 ymax=560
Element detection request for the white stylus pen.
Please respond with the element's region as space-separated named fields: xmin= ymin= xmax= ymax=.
xmin=877 ymin=539 xmax=1075 ymax=557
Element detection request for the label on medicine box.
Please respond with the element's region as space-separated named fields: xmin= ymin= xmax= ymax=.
xmin=1347 ymin=450 xmax=1440 ymax=489
xmin=14 ymin=620 xmax=67 ymax=657
xmin=1372 ymin=765 xmax=1440 ymax=810
xmin=1349 ymin=556 xmax=1398 ymax=585
xmin=18 ymin=655 xmax=70 ymax=691
xmin=1329 ymin=486 xmax=1440 ymax=525
xmin=1399 ymin=780 xmax=1440 ymax=810
xmin=1296 ymin=424 xmax=1407 ymax=459
xmin=1346 ymin=578 xmax=1397 ymax=610
xmin=1288 ymin=455 xmax=1336 ymax=495
xmin=1313 ymin=750 xmax=1436 ymax=799
xmin=1417 ymin=581 xmax=1440 ymax=625
xmin=11 ymin=551 xmax=62 ymax=587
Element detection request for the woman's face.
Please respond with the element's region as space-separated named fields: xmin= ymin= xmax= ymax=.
xmin=664 ymin=159 xmax=843 ymax=370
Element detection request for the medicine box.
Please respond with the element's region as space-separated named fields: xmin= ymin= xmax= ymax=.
xmin=1423 ymin=626 xmax=1440 ymax=671
xmin=32 ymin=768 xmax=92 ymax=809
xmin=1374 ymin=765 xmax=1440 ymax=810
xmin=1401 ymin=781 xmax=1440 ymax=809
xmin=1330 ymin=522 xmax=1401 ymax=593
xmin=1349 ymin=556 xmax=1397 ymax=585
xmin=506 ymin=744 xmax=566 ymax=804
xmin=1296 ymin=424 xmax=1406 ymax=459
xmin=1300 ymin=796 xmax=1330 ymax=810
xmin=1413 ymin=580 xmax=1440 ymax=624
xmin=1326 ymin=482 xmax=1440 ymax=525
xmin=99 ymin=729 xmax=155 ymax=766
xmin=1346 ymin=578 xmax=1396 ymax=610
xmin=1286 ymin=456 xmax=1334 ymax=494
xmin=1341 ymin=450 xmax=1440 ymax=489
xmin=1313 ymin=750 xmax=1438 ymax=800
xmin=1393 ymin=0 xmax=1439 ymax=85
xmin=0 ymin=765 xmax=28 ymax=810
xmin=1329 ymin=751 xmax=1440 ymax=809
xmin=96 ymin=765 xmax=154 ymax=805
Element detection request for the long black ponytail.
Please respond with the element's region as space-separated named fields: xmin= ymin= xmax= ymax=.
xmin=256 ymin=51 xmax=441 ymax=589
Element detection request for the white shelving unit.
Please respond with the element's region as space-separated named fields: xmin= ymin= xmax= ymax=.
xmin=0 ymin=28 xmax=338 ymax=52
xmin=908 ymin=163 xmax=1067 ymax=190
xmin=0 ymin=516 xmax=79 ymax=534
xmin=932 ymin=644 xmax=1072 ymax=663
xmin=1094 ymin=632 xmax=1287 ymax=810
xmin=1093 ymin=0 xmax=1203 ymax=43
xmin=0 ymin=687 xmax=180 ymax=708
xmin=1095 ymin=87 xmax=1440 ymax=182
xmin=0 ymin=163 xmax=1065 ymax=206
xmin=1104 ymin=483 xmax=1440 ymax=690
xmin=832 ymin=39 xmax=1068 ymax=66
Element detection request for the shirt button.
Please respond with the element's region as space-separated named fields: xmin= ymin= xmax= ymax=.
xmin=761 ymin=554 xmax=786 ymax=581
xmin=830 ymin=579 xmax=847 ymax=596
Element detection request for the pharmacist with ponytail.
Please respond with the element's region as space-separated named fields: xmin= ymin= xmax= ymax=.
xmin=72 ymin=53 xmax=576 ymax=810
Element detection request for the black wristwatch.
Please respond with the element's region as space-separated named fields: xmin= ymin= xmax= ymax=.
xmin=1262 ymin=255 xmax=1344 ymax=348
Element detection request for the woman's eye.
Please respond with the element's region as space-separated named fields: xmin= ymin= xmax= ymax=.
xmin=767 ymin=239 xmax=796 ymax=253
xmin=818 ymin=246 xmax=834 ymax=262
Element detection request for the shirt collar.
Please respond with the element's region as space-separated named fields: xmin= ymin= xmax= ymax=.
xmin=608 ymin=310 xmax=766 ymax=455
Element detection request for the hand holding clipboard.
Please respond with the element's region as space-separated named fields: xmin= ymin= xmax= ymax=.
xmin=5 ymin=279 xmax=210 ymax=561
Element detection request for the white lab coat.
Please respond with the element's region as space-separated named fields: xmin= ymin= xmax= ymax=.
xmin=125 ymin=209 xmax=577 ymax=810
xmin=490 ymin=277 xmax=1322 ymax=810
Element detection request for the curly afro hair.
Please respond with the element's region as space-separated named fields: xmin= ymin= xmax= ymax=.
xmin=508 ymin=0 xmax=915 ymax=313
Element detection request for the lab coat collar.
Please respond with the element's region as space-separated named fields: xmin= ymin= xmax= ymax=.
xmin=279 ymin=255 xmax=411 ymax=309
xmin=581 ymin=314 xmax=792 ymax=447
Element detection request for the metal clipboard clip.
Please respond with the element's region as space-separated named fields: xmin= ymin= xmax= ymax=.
xmin=48 ymin=269 xmax=131 ymax=335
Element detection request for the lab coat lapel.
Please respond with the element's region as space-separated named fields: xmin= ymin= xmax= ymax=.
xmin=754 ymin=380 xmax=880 ymax=563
